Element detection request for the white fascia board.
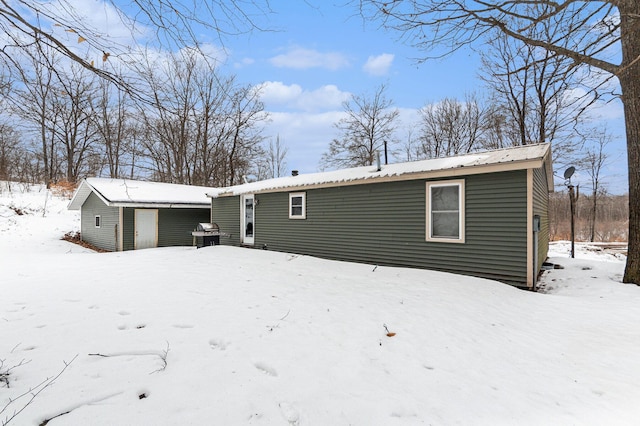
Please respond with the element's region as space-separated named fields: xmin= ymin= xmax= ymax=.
xmin=68 ymin=179 xmax=110 ymax=210
xmin=107 ymin=202 xmax=211 ymax=209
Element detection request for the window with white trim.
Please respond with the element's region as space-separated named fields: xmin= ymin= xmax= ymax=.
xmin=289 ymin=192 xmax=306 ymax=219
xmin=426 ymin=180 xmax=465 ymax=243
xmin=94 ymin=215 xmax=101 ymax=228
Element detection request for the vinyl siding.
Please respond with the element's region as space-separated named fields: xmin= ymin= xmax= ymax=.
xmin=122 ymin=208 xmax=134 ymax=251
xmin=118 ymin=207 xmax=209 ymax=250
xmin=158 ymin=208 xmax=210 ymax=247
xmin=533 ymin=164 xmax=550 ymax=272
xmin=213 ymin=170 xmax=530 ymax=286
xmin=80 ymin=192 xmax=119 ymax=251
xmin=211 ymin=196 xmax=241 ymax=246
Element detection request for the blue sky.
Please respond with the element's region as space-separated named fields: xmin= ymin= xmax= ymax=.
xmin=225 ymin=1 xmax=481 ymax=107
xmin=212 ymin=1 xmax=487 ymax=166
xmin=196 ymin=1 xmax=628 ymax=194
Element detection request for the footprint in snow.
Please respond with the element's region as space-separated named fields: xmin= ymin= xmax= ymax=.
xmin=278 ymin=402 xmax=300 ymax=425
xmin=209 ymin=339 xmax=228 ymax=351
xmin=172 ymin=324 xmax=194 ymax=329
xmin=254 ymin=362 xmax=277 ymax=377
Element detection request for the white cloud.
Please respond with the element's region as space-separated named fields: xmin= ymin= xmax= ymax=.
xmin=264 ymin=111 xmax=346 ymax=173
xmin=50 ymin=0 xmax=150 ymax=45
xmin=362 ymin=53 xmax=394 ymax=76
xmin=260 ymin=81 xmax=304 ymax=104
xmin=234 ymin=57 xmax=255 ymax=68
xmin=269 ymin=46 xmax=350 ymax=70
xmin=297 ymin=85 xmax=351 ymax=111
xmin=260 ymin=82 xmax=351 ymax=112
xmin=264 ymin=107 xmax=426 ymax=173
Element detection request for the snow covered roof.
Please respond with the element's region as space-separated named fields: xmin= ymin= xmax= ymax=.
xmin=68 ymin=178 xmax=214 ymax=210
xmin=209 ymin=143 xmax=553 ymax=198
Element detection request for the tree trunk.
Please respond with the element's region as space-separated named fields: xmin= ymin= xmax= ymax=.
xmin=620 ymin=1 xmax=640 ymax=284
xmin=40 ymin=119 xmax=50 ymax=189
xmin=590 ymin=191 xmax=597 ymax=243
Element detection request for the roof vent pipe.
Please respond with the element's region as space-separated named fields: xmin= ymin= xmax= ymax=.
xmin=376 ymin=151 xmax=381 ymax=172
xmin=291 ymin=170 xmax=299 ymax=176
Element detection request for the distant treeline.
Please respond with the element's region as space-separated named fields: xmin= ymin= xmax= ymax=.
xmin=550 ymin=191 xmax=628 ymax=242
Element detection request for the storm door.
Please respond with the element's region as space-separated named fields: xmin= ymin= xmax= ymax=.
xmin=241 ymin=194 xmax=255 ymax=245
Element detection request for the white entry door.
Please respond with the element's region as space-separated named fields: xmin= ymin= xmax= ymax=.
xmin=241 ymin=194 xmax=255 ymax=245
xmin=135 ymin=209 xmax=158 ymax=249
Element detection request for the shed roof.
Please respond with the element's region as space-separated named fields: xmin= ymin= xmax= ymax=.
xmin=209 ymin=143 xmax=553 ymax=198
xmin=68 ymin=178 xmax=214 ymax=210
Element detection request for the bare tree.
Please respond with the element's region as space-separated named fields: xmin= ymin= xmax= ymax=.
xmin=6 ymin=45 xmax=62 ymax=187
xmin=53 ymin=64 xmax=101 ymax=183
xmin=321 ymin=83 xmax=399 ymax=169
xmin=481 ymin=105 xmax=517 ymax=150
xmin=139 ymin=51 xmax=201 ymax=184
xmin=359 ymin=0 xmax=640 ymax=284
xmin=0 ymin=62 xmax=9 ymax=94
xmin=415 ymin=94 xmax=485 ymax=159
xmin=549 ymin=191 xmax=627 ymax=242
xmin=224 ymin=84 xmax=268 ymax=186
xmin=259 ymin=135 xmax=288 ymax=179
xmin=93 ymin=76 xmax=136 ymax=179
xmin=190 ymin=68 xmax=234 ymax=186
xmin=137 ymin=49 xmax=267 ymax=186
xmin=400 ymin=126 xmax=418 ymax=162
xmin=0 ymin=1 xmax=272 ymax=99
xmin=581 ymin=128 xmax=611 ymax=242
xmin=0 ymin=123 xmax=21 ymax=181
xmin=479 ymin=30 xmax=585 ymax=164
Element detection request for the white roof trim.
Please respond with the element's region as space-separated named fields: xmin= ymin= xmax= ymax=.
xmin=208 ymin=143 xmax=553 ymax=198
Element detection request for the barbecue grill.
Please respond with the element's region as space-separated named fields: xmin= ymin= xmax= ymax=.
xmin=192 ymin=222 xmax=220 ymax=248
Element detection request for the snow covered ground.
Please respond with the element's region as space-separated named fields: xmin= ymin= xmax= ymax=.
xmin=1 ymin=182 xmax=639 ymax=425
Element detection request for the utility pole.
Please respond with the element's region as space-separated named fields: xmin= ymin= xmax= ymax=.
xmin=564 ymin=167 xmax=578 ymax=258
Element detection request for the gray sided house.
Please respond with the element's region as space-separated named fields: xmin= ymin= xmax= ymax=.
xmin=68 ymin=178 xmax=212 ymax=251
xmin=208 ymin=144 xmax=553 ymax=289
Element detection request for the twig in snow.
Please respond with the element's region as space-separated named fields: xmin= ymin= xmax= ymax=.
xmin=0 ymin=358 xmax=30 ymax=388
xmin=279 ymin=309 xmax=291 ymax=321
xmin=38 ymin=392 xmax=124 ymax=426
xmin=267 ymin=309 xmax=292 ymax=331
xmin=89 ymin=343 xmax=171 ymax=374
xmin=1 ymin=355 xmax=77 ymax=425
xmin=151 ymin=342 xmax=170 ymax=374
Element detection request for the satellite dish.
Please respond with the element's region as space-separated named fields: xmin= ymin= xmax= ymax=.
xmin=564 ymin=166 xmax=575 ymax=180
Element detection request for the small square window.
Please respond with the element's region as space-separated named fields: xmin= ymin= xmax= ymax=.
xmin=289 ymin=192 xmax=306 ymax=219
xmin=94 ymin=215 xmax=101 ymax=228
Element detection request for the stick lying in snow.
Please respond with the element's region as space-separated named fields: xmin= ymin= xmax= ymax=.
xmin=279 ymin=309 xmax=291 ymax=321
xmin=88 ymin=342 xmax=170 ymax=374
xmin=39 ymin=391 xmax=125 ymax=426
